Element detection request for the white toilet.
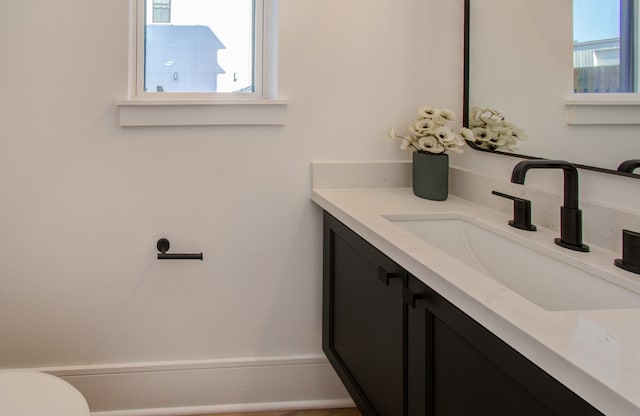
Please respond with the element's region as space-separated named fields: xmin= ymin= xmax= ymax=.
xmin=0 ymin=371 xmax=90 ymax=415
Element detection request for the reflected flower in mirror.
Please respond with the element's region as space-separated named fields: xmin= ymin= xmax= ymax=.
xmin=469 ymin=106 xmax=528 ymax=152
xmin=388 ymin=106 xmax=474 ymax=154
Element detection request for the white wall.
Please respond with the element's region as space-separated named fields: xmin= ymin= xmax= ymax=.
xmin=2 ymin=0 xmax=636 ymax=411
xmin=0 ymin=0 xmax=462 ymax=373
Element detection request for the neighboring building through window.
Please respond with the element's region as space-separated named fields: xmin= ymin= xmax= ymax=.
xmin=137 ymin=0 xmax=262 ymax=95
xmin=152 ymin=0 xmax=171 ymax=23
xmin=145 ymin=25 xmax=225 ymax=92
xmin=573 ymin=0 xmax=636 ymax=92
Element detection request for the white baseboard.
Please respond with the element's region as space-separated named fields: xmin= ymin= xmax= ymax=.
xmin=88 ymin=400 xmax=356 ymax=416
xmin=28 ymin=355 xmax=352 ymax=415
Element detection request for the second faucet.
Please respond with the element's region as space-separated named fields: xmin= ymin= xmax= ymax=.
xmin=511 ymin=160 xmax=589 ymax=252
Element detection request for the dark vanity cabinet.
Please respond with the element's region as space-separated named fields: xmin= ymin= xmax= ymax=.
xmin=322 ymin=211 xmax=405 ymax=415
xmin=322 ymin=212 xmax=603 ymax=416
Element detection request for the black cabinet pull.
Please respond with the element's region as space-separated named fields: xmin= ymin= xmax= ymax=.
xmin=156 ymin=238 xmax=203 ymax=261
xmin=402 ymin=287 xmax=427 ymax=308
xmin=378 ymin=267 xmax=400 ymax=285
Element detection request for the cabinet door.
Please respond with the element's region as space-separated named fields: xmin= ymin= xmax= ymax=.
xmin=406 ymin=275 xmax=603 ymax=416
xmin=323 ymin=212 xmax=405 ymax=416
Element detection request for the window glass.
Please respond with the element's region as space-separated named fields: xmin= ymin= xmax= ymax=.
xmin=573 ymin=0 xmax=635 ymax=92
xmin=144 ymin=0 xmax=255 ymax=93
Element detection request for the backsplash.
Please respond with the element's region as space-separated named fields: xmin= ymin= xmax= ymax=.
xmin=311 ymin=161 xmax=412 ymax=189
xmin=450 ymin=167 xmax=640 ymax=254
xmin=311 ymin=161 xmax=640 ymax=253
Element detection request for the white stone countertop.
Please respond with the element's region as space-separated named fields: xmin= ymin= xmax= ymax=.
xmin=312 ymin=186 xmax=640 ymax=416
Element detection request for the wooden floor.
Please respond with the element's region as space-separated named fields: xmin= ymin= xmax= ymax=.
xmin=191 ymin=408 xmax=361 ymax=416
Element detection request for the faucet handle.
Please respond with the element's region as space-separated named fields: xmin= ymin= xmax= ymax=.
xmin=492 ymin=190 xmax=537 ymax=231
xmin=615 ymin=229 xmax=640 ymax=274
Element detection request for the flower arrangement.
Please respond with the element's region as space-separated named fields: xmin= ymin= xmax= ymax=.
xmin=388 ymin=106 xmax=474 ymax=154
xmin=468 ymin=106 xmax=527 ymax=151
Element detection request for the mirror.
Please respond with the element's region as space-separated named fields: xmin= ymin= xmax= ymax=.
xmin=463 ymin=0 xmax=640 ymax=178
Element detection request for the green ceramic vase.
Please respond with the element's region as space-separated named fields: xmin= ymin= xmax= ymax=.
xmin=412 ymin=152 xmax=449 ymax=201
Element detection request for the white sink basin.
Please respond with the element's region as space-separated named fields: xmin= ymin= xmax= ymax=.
xmin=386 ymin=214 xmax=640 ymax=311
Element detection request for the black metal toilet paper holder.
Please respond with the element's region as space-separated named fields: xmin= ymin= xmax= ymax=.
xmin=156 ymin=238 xmax=203 ymax=261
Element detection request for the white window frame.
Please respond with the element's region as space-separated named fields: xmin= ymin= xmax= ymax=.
xmin=117 ymin=0 xmax=286 ymax=127
xmin=566 ymin=0 xmax=640 ymax=124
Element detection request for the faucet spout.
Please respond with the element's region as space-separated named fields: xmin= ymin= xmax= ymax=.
xmin=510 ymin=160 xmax=589 ymax=252
xmin=617 ymin=159 xmax=640 ymax=173
xmin=511 ymin=160 xmax=579 ymax=209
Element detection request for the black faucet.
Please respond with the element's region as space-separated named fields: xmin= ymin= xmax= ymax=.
xmin=617 ymin=159 xmax=640 ymax=173
xmin=511 ymin=160 xmax=589 ymax=252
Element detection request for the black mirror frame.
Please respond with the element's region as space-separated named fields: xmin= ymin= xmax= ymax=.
xmin=462 ymin=0 xmax=640 ymax=179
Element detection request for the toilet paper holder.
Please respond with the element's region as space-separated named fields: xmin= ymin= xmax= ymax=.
xmin=156 ymin=238 xmax=203 ymax=261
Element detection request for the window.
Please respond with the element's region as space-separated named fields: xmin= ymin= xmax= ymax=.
xmin=133 ymin=0 xmax=274 ymax=97
xmin=152 ymin=0 xmax=171 ymax=23
xmin=119 ymin=0 xmax=285 ymax=127
xmin=573 ymin=0 xmax=636 ymax=92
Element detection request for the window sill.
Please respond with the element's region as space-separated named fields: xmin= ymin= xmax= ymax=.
xmin=116 ymin=98 xmax=288 ymax=127
xmin=565 ymin=94 xmax=640 ymax=125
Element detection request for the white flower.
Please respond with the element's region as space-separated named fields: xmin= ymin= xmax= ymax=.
xmin=409 ymin=118 xmax=436 ymax=136
xmin=469 ymin=106 xmax=527 ymax=151
xmin=387 ymin=105 xmax=467 ymax=154
xmin=431 ymin=115 xmax=448 ymax=126
xmin=493 ymin=134 xmax=508 ymax=147
xmin=418 ymin=136 xmax=446 ymax=153
xmin=439 ymin=108 xmax=455 ymax=122
xmin=459 ymin=127 xmax=475 ymax=141
xmin=418 ymin=106 xmax=447 ymax=126
xmin=434 ymin=126 xmax=457 ymax=144
xmin=472 ymin=127 xmax=494 ymax=142
xmin=507 ymin=128 xmax=528 ymax=141
xmin=446 ymin=143 xmax=464 ymax=153
xmin=418 ymin=106 xmax=440 ymax=119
